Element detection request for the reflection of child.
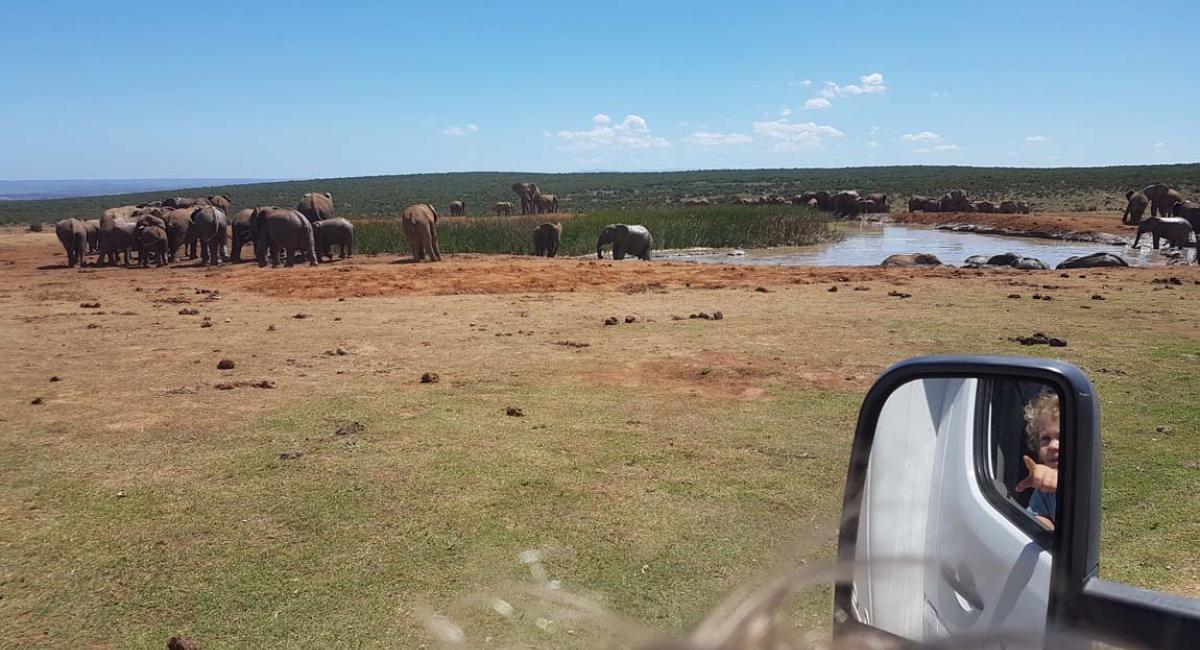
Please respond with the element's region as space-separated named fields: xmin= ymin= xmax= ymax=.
xmin=1018 ymin=392 xmax=1060 ymax=530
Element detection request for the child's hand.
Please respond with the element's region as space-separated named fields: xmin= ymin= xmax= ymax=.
xmin=1017 ymin=455 xmax=1058 ymax=493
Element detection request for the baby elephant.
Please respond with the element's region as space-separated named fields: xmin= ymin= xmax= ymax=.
xmin=137 ymin=225 xmax=169 ymax=267
xmin=532 ymin=222 xmax=562 ymax=257
xmin=312 ymin=217 xmax=354 ymax=261
xmin=1132 ymin=216 xmax=1193 ymax=251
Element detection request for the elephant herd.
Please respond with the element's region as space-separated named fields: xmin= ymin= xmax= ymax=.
xmin=1122 ymin=183 xmax=1200 ymax=263
xmin=504 ymin=182 xmax=559 ymax=216
xmin=54 ymin=192 xmax=355 ymax=269
xmin=906 ymin=190 xmax=1033 ymax=215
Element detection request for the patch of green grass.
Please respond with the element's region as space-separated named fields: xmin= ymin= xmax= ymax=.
xmin=356 ymin=205 xmax=841 ymax=255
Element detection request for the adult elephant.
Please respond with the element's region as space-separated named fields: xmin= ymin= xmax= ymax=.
xmin=135 ymin=224 xmax=168 ymax=267
xmin=938 ymin=189 xmax=971 ymax=212
xmin=596 ymin=224 xmax=653 ymax=260
xmin=814 ymin=191 xmax=833 ymax=211
xmin=55 ymin=218 xmax=88 ymax=268
xmin=401 ymin=204 xmax=442 ymax=262
xmin=974 ymin=200 xmax=998 ymax=213
xmin=83 ymin=219 xmax=100 ymax=253
xmin=103 ymin=205 xmax=140 ymax=222
xmin=856 ymin=198 xmax=878 ymax=214
xmin=532 ymin=222 xmax=562 ymax=257
xmin=512 ymin=182 xmax=539 ymax=215
xmin=253 ymin=207 xmax=318 ymax=267
xmin=163 ymin=197 xmax=209 ymax=209
xmin=229 ymin=208 xmax=256 ymax=262
xmin=493 ymin=201 xmax=514 ymax=216
xmin=999 ymin=200 xmax=1019 ymax=214
xmin=881 ymin=253 xmax=942 ymax=267
xmin=1132 ymin=216 xmax=1193 ymax=250
xmin=1016 ymin=201 xmax=1033 ymax=214
xmin=1122 ymin=190 xmax=1150 ymax=225
xmin=190 ymin=206 xmax=227 ymax=265
xmin=96 ymin=213 xmax=137 ymax=266
xmin=207 ymin=195 xmax=232 ymax=212
xmin=1142 ymin=184 xmax=1184 ymax=218
xmin=312 ymin=217 xmax=355 ymax=261
xmin=448 ymin=200 xmax=465 ymax=217
xmin=297 ymin=192 xmax=334 ymax=223
xmin=908 ymin=195 xmax=938 ymax=212
xmin=1056 ymin=252 xmax=1128 ymax=269
xmin=864 ymin=193 xmax=888 ymax=212
xmin=1172 ymin=200 xmax=1200 ymax=232
xmin=832 ymin=190 xmax=862 ymax=217
xmin=535 ymin=193 xmax=559 ymax=214
xmin=165 ymin=208 xmax=198 ymax=262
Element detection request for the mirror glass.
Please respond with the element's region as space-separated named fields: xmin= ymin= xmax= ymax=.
xmin=848 ymin=376 xmax=1061 ymax=643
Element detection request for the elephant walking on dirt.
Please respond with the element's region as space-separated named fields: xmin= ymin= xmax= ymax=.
xmin=494 ymin=201 xmax=514 ymax=216
xmin=1133 ymin=216 xmax=1194 ymax=252
xmin=1123 ymin=190 xmax=1150 ymax=225
xmin=312 ymin=218 xmax=354 ymax=261
xmin=449 ymin=201 xmax=465 ymax=217
xmin=533 ymin=222 xmax=562 ymax=257
xmin=297 ymin=192 xmax=334 ymax=223
xmin=596 ymin=224 xmax=653 ymax=260
xmin=401 ymin=204 xmax=442 ymax=262
xmin=55 ymin=218 xmax=88 ymax=267
xmin=1142 ymin=184 xmax=1184 ymax=219
xmin=190 ymin=206 xmax=227 ymax=265
xmin=253 ymin=207 xmax=318 ymax=267
xmin=512 ymin=182 xmax=539 ymax=215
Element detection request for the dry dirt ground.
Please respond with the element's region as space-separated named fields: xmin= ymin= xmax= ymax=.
xmin=2 ymin=218 xmax=1198 ymax=647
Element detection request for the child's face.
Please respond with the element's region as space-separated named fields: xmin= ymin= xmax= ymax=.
xmin=1034 ymin=411 xmax=1060 ymax=469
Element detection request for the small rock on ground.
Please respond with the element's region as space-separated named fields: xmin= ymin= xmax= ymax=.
xmin=1010 ymin=333 xmax=1068 ymax=347
xmin=603 ymin=316 xmax=620 ymax=326
xmin=167 ymin=635 xmax=201 ymax=650
xmin=216 ymin=359 xmax=235 ymax=370
xmin=420 ymin=372 xmax=440 ymax=384
xmin=30 ymin=397 xmax=44 ymax=405
xmin=335 ymin=421 xmax=365 ymax=436
xmin=278 ymin=451 xmax=304 ymax=460
xmin=506 ymin=407 xmax=525 ymax=417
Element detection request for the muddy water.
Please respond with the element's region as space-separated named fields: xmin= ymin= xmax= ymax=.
xmin=664 ymin=223 xmax=1178 ymax=267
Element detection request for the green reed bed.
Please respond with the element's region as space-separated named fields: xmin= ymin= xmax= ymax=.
xmin=354 ymin=205 xmax=841 ymax=256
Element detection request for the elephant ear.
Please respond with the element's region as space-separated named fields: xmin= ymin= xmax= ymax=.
xmin=324 ymin=192 xmax=332 ymax=199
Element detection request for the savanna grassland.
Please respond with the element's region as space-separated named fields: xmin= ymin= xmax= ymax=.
xmin=1 ymin=224 xmax=1197 ymax=648
xmin=4 ymin=163 xmax=1200 ymax=224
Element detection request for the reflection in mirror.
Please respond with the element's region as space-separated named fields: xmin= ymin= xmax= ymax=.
xmin=848 ymin=376 xmax=1062 ymax=644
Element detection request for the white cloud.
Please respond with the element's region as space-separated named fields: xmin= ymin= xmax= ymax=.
xmin=1025 ymin=135 xmax=1047 ymax=142
xmin=931 ymin=91 xmax=948 ymax=98
xmin=819 ymin=72 xmax=887 ymax=99
xmin=902 ymin=131 xmax=941 ymax=142
xmin=752 ymin=119 xmax=844 ymax=152
xmin=932 ymin=144 xmax=962 ymax=151
xmin=441 ymin=126 xmax=467 ymax=136
xmin=682 ymin=131 xmax=753 ymax=146
xmin=788 ymin=79 xmax=813 ymax=88
xmin=1154 ymin=142 xmax=1166 ymax=148
xmin=804 ymin=98 xmax=832 ymax=110
xmin=867 ymin=141 xmax=880 ymax=148
xmin=869 ymin=126 xmax=880 ymax=134
xmin=780 ymin=107 xmax=792 ymax=117
xmin=554 ymin=113 xmax=670 ymax=151
xmin=467 ymin=124 xmax=479 ymax=132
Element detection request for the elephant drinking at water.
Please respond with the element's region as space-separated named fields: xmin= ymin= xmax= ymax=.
xmin=596 ymin=224 xmax=653 ymax=260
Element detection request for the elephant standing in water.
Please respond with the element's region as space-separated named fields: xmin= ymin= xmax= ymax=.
xmin=493 ymin=201 xmax=514 ymax=216
xmin=596 ymin=224 xmax=653 ymax=260
xmin=512 ymin=182 xmax=539 ymax=215
xmin=1122 ymin=190 xmax=1150 ymax=225
xmin=1173 ymin=200 xmax=1200 ymax=235
xmin=1142 ymin=184 xmax=1184 ymax=218
xmin=55 ymin=218 xmax=88 ymax=267
xmin=449 ymin=201 xmax=465 ymax=217
xmin=401 ymin=204 xmax=442 ymax=262
xmin=1132 ymin=216 xmax=1194 ymax=252
xmin=312 ymin=217 xmax=355 ymax=261
xmin=535 ymin=194 xmax=559 ymax=214
xmin=532 ymin=222 xmax=562 ymax=257
xmin=297 ymin=192 xmax=334 ymax=223
xmin=253 ymin=207 xmax=318 ymax=267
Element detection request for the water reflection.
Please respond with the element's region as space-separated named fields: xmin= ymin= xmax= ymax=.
xmin=666 ymin=223 xmax=1170 ymax=267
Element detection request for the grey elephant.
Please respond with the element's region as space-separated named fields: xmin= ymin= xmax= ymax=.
xmin=164 ymin=208 xmax=197 ymax=262
xmin=999 ymin=200 xmax=1019 ymax=214
xmin=207 ymin=194 xmax=232 ymax=212
xmin=908 ymin=195 xmax=940 ymax=212
xmin=401 ymin=204 xmax=442 ymax=262
xmin=532 ymin=222 xmax=562 ymax=257
xmin=229 ymin=208 xmax=256 ymax=262
xmin=449 ymin=201 xmax=465 ymax=217
xmin=297 ymin=192 xmax=334 ymax=223
xmin=494 ymin=201 xmax=514 ymax=216
xmin=864 ymin=193 xmax=888 ymax=211
xmin=96 ymin=213 xmax=137 ymax=266
xmin=1132 ymin=216 xmax=1193 ymax=250
xmin=1122 ymin=190 xmax=1150 ymax=225
xmin=535 ymin=194 xmax=559 ymax=214
xmin=83 ymin=218 xmax=100 ymax=253
xmin=512 ymin=182 xmax=540 ymax=215
xmin=1142 ymin=184 xmax=1184 ymax=218
xmin=596 ymin=224 xmax=653 ymax=260
xmin=881 ymin=253 xmax=942 ymax=267
xmin=136 ymin=225 xmax=168 ymax=267
xmin=163 ymin=197 xmax=209 ymax=209
xmin=312 ymin=217 xmax=354 ymax=261
xmin=1016 ymin=201 xmax=1033 ymax=214
xmin=832 ymin=190 xmax=862 ymax=217
xmin=814 ymin=190 xmax=833 ymax=211
xmin=1172 ymin=200 xmax=1200 ymax=233
xmin=253 ymin=207 xmax=318 ymax=267
xmin=984 ymin=252 xmax=1049 ymax=270
xmin=55 ymin=218 xmax=88 ymax=267
xmin=1056 ymin=252 xmax=1129 ymax=269
xmin=938 ymin=189 xmax=971 ymax=212
xmin=973 ymin=200 xmax=998 ymax=213
xmin=190 ymin=206 xmax=227 ymax=265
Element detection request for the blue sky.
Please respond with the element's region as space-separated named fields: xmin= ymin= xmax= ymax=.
xmin=2 ymin=0 xmax=1196 ymax=179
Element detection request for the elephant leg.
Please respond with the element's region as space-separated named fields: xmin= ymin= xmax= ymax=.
xmin=284 ymin=247 xmax=295 ymax=267
xmin=1153 ymin=233 xmax=1161 ymax=250
xmin=429 ymin=225 xmax=442 ymax=261
xmin=549 ymin=243 xmax=558 ymax=258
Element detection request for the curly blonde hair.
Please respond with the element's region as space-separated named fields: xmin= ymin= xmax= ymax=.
xmin=1024 ymin=391 xmax=1060 ymax=447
